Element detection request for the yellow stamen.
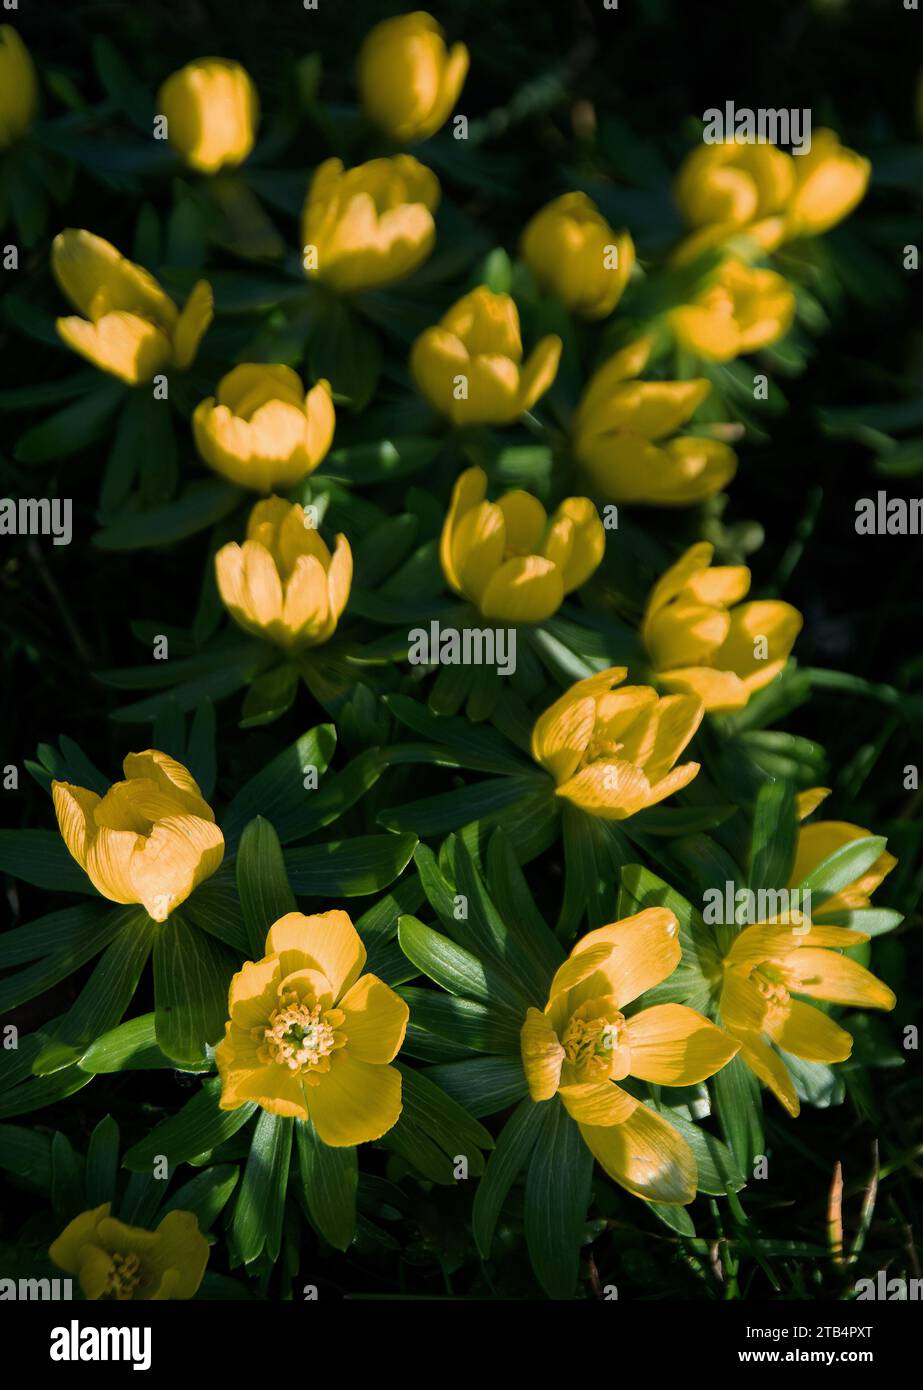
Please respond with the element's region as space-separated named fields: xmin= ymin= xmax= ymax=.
xmin=104 ymin=1251 xmax=143 ymax=1300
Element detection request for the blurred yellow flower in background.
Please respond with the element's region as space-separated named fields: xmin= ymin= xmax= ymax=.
xmin=532 ymin=666 xmax=703 ymax=819
xmin=158 ymin=58 xmax=258 ymax=173
xmin=642 ymin=541 xmax=803 ymax=712
xmin=411 ymin=286 xmax=561 ymax=425
xmin=0 ymin=26 xmax=37 ymax=148
xmin=674 ymin=142 xmax=794 ymax=254
xmin=358 ymin=11 xmax=468 ymax=144
xmin=216 ymin=910 xmax=409 ymax=1143
xmin=52 ymin=230 xmax=213 ymax=384
xmin=668 ymin=257 xmax=795 ymax=362
xmin=573 ymin=336 xmax=736 ymax=505
xmin=521 ymin=909 xmax=738 ymax=1203
xmin=50 ymin=1205 xmax=209 ymax=1301
xmin=784 ymin=129 xmax=870 ymax=238
xmin=215 ymin=496 xmax=351 ymax=650
xmin=521 ymin=192 xmax=635 ymax=319
xmin=793 ymin=789 xmax=897 ymax=918
xmin=52 ymin=752 xmax=224 ymax=922
xmin=440 ymin=465 xmax=604 ymax=622
xmin=194 ymin=365 xmax=335 ymax=491
xmin=302 ymin=155 xmax=439 ymax=291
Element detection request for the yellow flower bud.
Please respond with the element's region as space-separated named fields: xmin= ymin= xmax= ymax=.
xmin=0 ymin=26 xmax=37 ymax=148
xmin=216 ymin=910 xmax=408 ymax=1143
xmin=792 ymin=792 xmax=897 ymax=920
xmin=358 ymin=11 xmax=468 ymax=145
xmin=440 ymin=466 xmax=604 ymax=623
xmin=193 ymin=365 xmax=335 ymax=491
xmin=50 ymin=1205 xmax=209 ymax=1300
xmin=642 ymin=541 xmax=802 ymax=713
xmin=215 ymin=496 xmax=352 ymax=651
xmin=668 ymin=257 xmax=795 ymax=363
xmin=521 ymin=193 xmax=635 ymax=319
xmin=411 ymin=286 xmax=561 ymax=425
xmin=302 ymin=155 xmax=439 ymax=291
xmin=52 ymin=229 xmax=213 ymax=384
xmin=674 ymin=142 xmax=794 ymax=254
xmin=51 ymin=752 xmax=224 ymax=922
xmin=531 ymin=666 xmax=703 ymax=820
xmin=158 ymin=58 xmax=258 ymax=174
xmin=573 ymin=335 xmax=736 ymax=505
xmin=784 ymin=129 xmax=870 ymax=239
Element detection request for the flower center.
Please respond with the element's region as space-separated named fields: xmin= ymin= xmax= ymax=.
xmin=260 ymin=995 xmax=339 ymax=1072
xmin=752 ymin=963 xmax=789 ymax=1012
xmin=563 ymin=1013 xmax=624 ymax=1067
xmin=104 ymin=1252 xmax=143 ymax=1301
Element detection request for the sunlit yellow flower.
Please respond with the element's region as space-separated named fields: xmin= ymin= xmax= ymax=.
xmin=193 ymin=365 xmax=335 ymax=491
xmin=50 ymin=1204 xmax=208 ymax=1301
xmin=674 ymin=142 xmax=795 ymax=256
xmin=532 ymin=666 xmax=703 ymax=819
xmin=411 ymin=286 xmax=561 ymax=425
xmin=668 ymin=257 xmax=795 ymax=362
xmin=302 ymin=155 xmax=439 ymax=291
xmin=440 ymin=466 xmax=604 ymax=623
xmin=51 ymin=752 xmax=223 ymax=923
xmin=520 ymin=193 xmax=635 ymax=319
xmin=719 ymin=918 xmax=895 ymax=1117
xmin=0 ymin=26 xmax=37 ymax=148
xmin=52 ymin=230 xmax=213 ymax=385
xmin=642 ymin=541 xmax=802 ymax=713
xmin=216 ymin=910 xmax=409 ymax=1144
xmin=358 ymin=11 xmax=468 ymax=145
xmin=215 ymin=496 xmax=351 ymax=651
xmin=784 ymin=130 xmax=870 ymax=239
xmin=793 ymin=788 xmax=897 ymax=919
xmin=573 ymin=335 xmax=736 ymax=505
xmin=522 ymin=909 xmax=738 ymax=1203
xmin=158 ymin=58 xmax=258 ymax=174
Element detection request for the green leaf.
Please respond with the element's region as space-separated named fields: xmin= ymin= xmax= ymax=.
xmin=93 ymin=480 xmax=244 ymax=550
xmin=397 ymin=915 xmax=524 ymax=1016
xmin=486 ymin=828 xmax=563 ymax=984
xmin=524 ymin=1101 xmax=593 ymax=1299
xmin=0 ymin=907 xmax=125 ymax=1014
xmin=385 ymin=695 xmax=532 ymax=774
xmin=86 ymin=1116 xmax=120 ymax=1207
xmin=0 ymin=902 xmax=107 ymax=969
xmin=424 ymin=1057 xmax=529 ymax=1118
xmin=153 ymin=914 xmax=239 ymax=1065
xmin=397 ymin=987 xmax=521 ymax=1055
xmin=712 ymin=1054 xmax=764 ymax=1173
xmin=236 ymin=816 xmax=298 ymax=957
xmin=52 ymin=1132 xmax=87 ymax=1225
xmin=0 ymin=1124 xmax=53 ymax=1191
xmin=79 ymin=1013 xmax=209 ymax=1074
xmin=0 ymin=830 xmax=96 ymax=894
xmin=240 ymin=664 xmax=299 ymax=728
xmin=14 ymin=381 xmax=123 ymax=462
xmin=380 ymin=1064 xmax=493 ymax=1184
xmin=284 ymin=834 xmax=418 ymax=896
xmin=183 ymin=872 xmax=250 ymax=953
xmin=221 ymin=725 xmax=337 ymax=851
xmin=322 ymin=436 xmax=442 ymax=486
xmin=123 ymin=1079 xmax=256 ymax=1172
xmin=232 ymin=1110 xmax=293 ymax=1264
xmin=161 ymin=1164 xmax=239 ymax=1232
xmin=378 ymin=775 xmax=539 ymax=837
xmin=749 ymin=780 xmax=796 ymax=893
xmin=295 ymin=1116 xmax=357 ymax=1251
xmin=473 ymin=1098 xmax=545 ymax=1258
xmin=654 ymin=1109 xmax=746 ymax=1195
xmin=309 ymin=296 xmax=381 ymax=412
xmin=795 ymin=836 xmax=889 ymax=907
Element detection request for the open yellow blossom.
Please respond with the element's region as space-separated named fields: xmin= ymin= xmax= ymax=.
xmin=193 ymin=365 xmax=335 ymax=491
xmin=784 ymin=130 xmax=870 ymax=239
xmin=215 ymin=496 xmax=351 ymax=651
xmin=358 ymin=11 xmax=468 ymax=145
xmin=573 ymin=335 xmax=736 ymax=506
xmin=158 ymin=58 xmax=258 ymax=174
xmin=0 ymin=26 xmax=37 ymax=148
xmin=50 ymin=1204 xmax=208 ymax=1301
xmin=302 ymin=155 xmax=439 ymax=292
xmin=216 ymin=910 xmax=409 ymax=1144
xmin=668 ymin=257 xmax=795 ymax=362
xmin=411 ymin=286 xmax=561 ymax=426
xmin=440 ymin=466 xmax=604 ymax=623
xmin=520 ymin=193 xmax=635 ymax=319
xmin=642 ymin=541 xmax=803 ymax=713
xmin=532 ymin=666 xmax=703 ymax=820
xmin=793 ymin=788 xmax=897 ymax=919
xmin=522 ymin=909 xmax=739 ymax=1203
xmin=719 ymin=917 xmax=895 ymax=1117
xmin=674 ymin=142 xmax=795 ymax=255
xmin=52 ymin=230 xmax=213 ymax=385
xmin=52 ymin=752 xmax=223 ymax=922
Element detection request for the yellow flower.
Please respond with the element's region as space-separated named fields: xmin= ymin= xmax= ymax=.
xmin=51 ymin=752 xmax=224 ymax=922
xmin=357 ymin=11 xmax=468 ymax=145
xmin=193 ymin=365 xmax=335 ymax=491
xmin=302 ymin=155 xmax=439 ymax=291
xmin=668 ymin=257 xmax=795 ymax=363
xmin=50 ymin=1204 xmax=208 ymax=1301
xmin=0 ymin=26 xmax=37 ymax=148
xmin=719 ymin=919 xmax=895 ymax=1117
xmin=215 ymin=496 xmax=351 ymax=651
xmin=411 ymin=286 xmax=561 ymax=425
xmin=784 ymin=130 xmax=870 ymax=239
xmin=520 ymin=193 xmax=635 ymax=319
xmin=521 ymin=910 xmax=739 ymax=1203
xmin=215 ymin=910 xmax=409 ymax=1144
xmin=440 ymin=467 xmax=604 ymax=623
xmin=674 ymin=142 xmax=795 ymax=257
xmin=642 ymin=541 xmax=802 ymax=713
xmin=792 ymin=789 xmax=897 ymax=919
xmin=52 ymin=230 xmax=213 ymax=385
xmin=532 ymin=666 xmax=703 ymax=820
xmin=573 ymin=335 xmax=736 ymax=505
xmin=158 ymin=58 xmax=258 ymax=174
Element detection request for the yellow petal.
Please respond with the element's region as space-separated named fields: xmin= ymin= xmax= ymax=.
xmin=642 ymin=542 xmax=714 ymax=627
xmin=122 ymin=750 xmax=214 ymax=820
xmin=570 ymin=908 xmax=681 ymax=1008
xmin=338 ymin=973 xmax=409 ymax=1063
xmin=732 ymin=1030 xmax=800 ymax=1116
xmin=778 ymin=947 xmax=895 ymax=1011
xmin=558 ymin=1081 xmax=637 ymax=1126
xmin=543 ymin=497 xmax=606 ymax=593
xmin=129 ymin=815 xmax=225 ymax=920
xmin=658 ymin=666 xmax=750 ymax=714
xmin=796 ymin=787 xmax=832 ymax=821
xmin=479 ymin=554 xmax=564 ymax=623
xmin=495 ymin=490 xmax=547 ymax=554
xmin=265 ymin=910 xmax=367 ymax=1000
xmin=517 ymin=335 xmax=562 ymax=412
xmin=172 ymin=280 xmax=214 ymax=369
xmin=228 ymin=956 xmax=282 ymax=1030
xmin=142 ymin=1210 xmax=209 ymax=1300
xmin=645 ymin=600 xmax=730 ymax=671
xmin=52 ymin=230 xmax=176 ymax=326
xmin=580 ymin=1104 xmax=697 ymax=1204
xmin=49 ymin=1204 xmax=110 ymax=1274
xmin=521 ymin=1006 xmax=566 ymax=1100
xmin=556 ymin=759 xmax=653 ymax=820
xmin=712 ymin=600 xmax=802 ymax=686
xmin=84 ymin=826 xmax=146 ymax=906
xmin=769 ymin=998 xmax=854 ymax=1063
xmin=51 ymin=781 xmax=100 ymax=870
xmin=625 ymin=1004 xmax=739 ymax=1085
xmin=57 ymin=312 xmax=172 ymax=384
xmin=307 ymin=1052 xmax=402 ymax=1146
